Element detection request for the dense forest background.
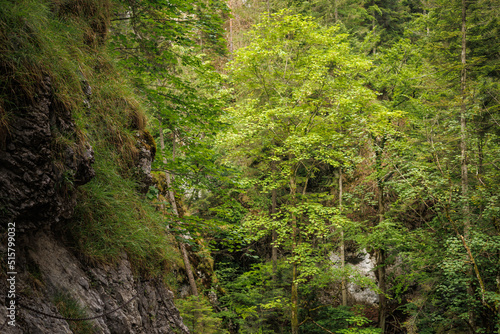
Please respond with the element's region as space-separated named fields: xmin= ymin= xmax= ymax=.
xmin=1 ymin=0 xmax=499 ymax=333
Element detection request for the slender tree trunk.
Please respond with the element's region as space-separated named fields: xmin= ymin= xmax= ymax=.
xmin=339 ymin=168 xmax=347 ymax=306
xmin=375 ymin=137 xmax=386 ymax=333
xmin=377 ymin=182 xmax=386 ymax=333
xmin=228 ymin=0 xmax=234 ymax=54
xmin=159 ymin=120 xmax=198 ymax=297
xmin=272 ymin=186 xmax=278 ymax=280
xmin=497 ymin=271 xmax=500 ymax=334
xmin=291 ymin=260 xmax=298 ymax=334
xmin=371 ymin=0 xmax=377 ymax=55
xmin=460 ymin=1 xmax=473 ymax=331
xmin=372 ymin=17 xmax=376 ymax=55
xmin=477 ymin=134 xmax=484 ymax=184
xmin=460 ymin=0 xmax=469 ymax=239
xmin=423 ymin=7 xmax=429 ymax=35
xmin=271 ymin=162 xmax=278 ymax=280
xmin=290 ymin=174 xmax=299 ymax=334
xmin=334 ymin=0 xmax=338 ymax=23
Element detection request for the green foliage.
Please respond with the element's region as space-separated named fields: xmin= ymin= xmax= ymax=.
xmin=4 ymin=0 xmax=500 ymax=332
xmin=176 ymin=295 xmax=228 ymax=334
xmin=218 ymin=10 xmax=392 ymax=331
xmin=111 ymin=0 xmax=233 ymax=228
xmin=300 ymin=305 xmax=381 ymax=334
xmin=233 ymin=0 xmax=421 ymax=53
xmin=216 ymin=260 xmax=291 ymax=333
xmin=300 ymin=306 xmax=353 ymax=333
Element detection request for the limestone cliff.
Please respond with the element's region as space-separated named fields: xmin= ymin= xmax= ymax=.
xmin=0 ymin=231 xmax=189 ymax=334
xmin=0 ymin=73 xmax=189 ymax=332
xmin=0 ymin=1 xmax=190 ymax=332
xmin=0 ymin=76 xmax=95 ymax=229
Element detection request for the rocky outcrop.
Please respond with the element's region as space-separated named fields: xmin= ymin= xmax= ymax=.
xmin=330 ymin=250 xmax=379 ymax=305
xmin=0 ymin=231 xmax=189 ymax=334
xmin=0 ymin=76 xmax=95 ymax=229
xmin=0 ymin=74 xmax=188 ymax=332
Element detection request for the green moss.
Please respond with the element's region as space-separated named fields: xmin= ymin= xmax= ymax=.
xmin=141 ymin=129 xmax=157 ymax=160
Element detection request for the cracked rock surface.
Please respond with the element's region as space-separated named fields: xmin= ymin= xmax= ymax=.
xmin=0 ymin=76 xmax=95 ymax=229
xmin=0 ymin=231 xmax=189 ymax=334
xmin=0 ymin=75 xmax=188 ymax=333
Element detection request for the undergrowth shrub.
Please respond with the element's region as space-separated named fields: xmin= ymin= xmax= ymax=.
xmin=176 ymin=295 xmax=228 ymax=334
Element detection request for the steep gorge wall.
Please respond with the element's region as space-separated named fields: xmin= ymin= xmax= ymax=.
xmin=0 ymin=75 xmax=188 ymax=333
xmin=0 ymin=76 xmax=95 ymax=229
xmin=0 ymin=0 xmax=189 ymax=332
xmin=0 ymin=230 xmax=189 ymax=334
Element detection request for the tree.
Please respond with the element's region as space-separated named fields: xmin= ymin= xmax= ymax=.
xmin=219 ymin=11 xmax=381 ymax=333
xmin=363 ymin=0 xmax=500 ymax=331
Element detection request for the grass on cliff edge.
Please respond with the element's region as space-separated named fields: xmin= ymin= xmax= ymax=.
xmin=61 ymin=15 xmax=183 ymax=276
xmin=70 ymin=153 xmax=182 ymax=277
xmin=0 ymin=0 xmax=183 ymax=277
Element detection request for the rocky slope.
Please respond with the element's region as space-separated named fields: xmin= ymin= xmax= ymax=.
xmin=0 ymin=1 xmax=191 ymax=332
xmin=0 ymin=230 xmax=188 ymax=334
xmin=0 ymin=76 xmax=95 ymax=229
xmin=0 ymin=74 xmax=189 ymax=333
xmin=0 ymin=42 xmax=189 ymax=334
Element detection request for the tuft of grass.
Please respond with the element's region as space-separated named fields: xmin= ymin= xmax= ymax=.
xmin=0 ymin=0 xmax=106 ymax=112
xmin=69 ymin=153 xmax=181 ymax=277
xmin=53 ymin=291 xmax=97 ymax=334
xmin=65 ymin=52 xmax=182 ymax=276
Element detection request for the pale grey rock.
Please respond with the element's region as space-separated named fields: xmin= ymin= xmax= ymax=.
xmin=330 ymin=249 xmax=379 ymax=305
xmin=0 ymin=231 xmax=189 ymax=334
xmin=135 ymin=132 xmax=154 ymax=193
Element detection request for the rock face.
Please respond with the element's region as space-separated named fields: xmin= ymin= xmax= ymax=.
xmin=0 ymin=76 xmax=95 ymax=229
xmin=0 ymin=231 xmax=189 ymax=334
xmin=345 ymin=251 xmax=379 ymax=305
xmin=330 ymin=250 xmax=379 ymax=305
xmin=0 ymin=75 xmax=188 ymax=333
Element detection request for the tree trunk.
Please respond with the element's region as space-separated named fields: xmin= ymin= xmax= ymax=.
xmin=377 ymin=182 xmax=386 ymax=333
xmin=272 ymin=186 xmax=278 ymax=281
xmin=375 ymin=137 xmax=386 ymax=333
xmin=460 ymin=0 xmax=469 ymax=239
xmin=334 ymin=0 xmax=338 ymax=23
xmin=159 ymin=120 xmax=198 ymax=297
xmin=460 ymin=1 xmax=473 ymax=331
xmin=339 ymin=168 xmax=347 ymax=306
xmin=290 ymin=175 xmax=299 ymax=334
xmin=228 ymin=0 xmax=234 ymax=54
xmin=371 ymin=1 xmax=377 ymax=55
xmin=291 ymin=261 xmax=298 ymax=334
